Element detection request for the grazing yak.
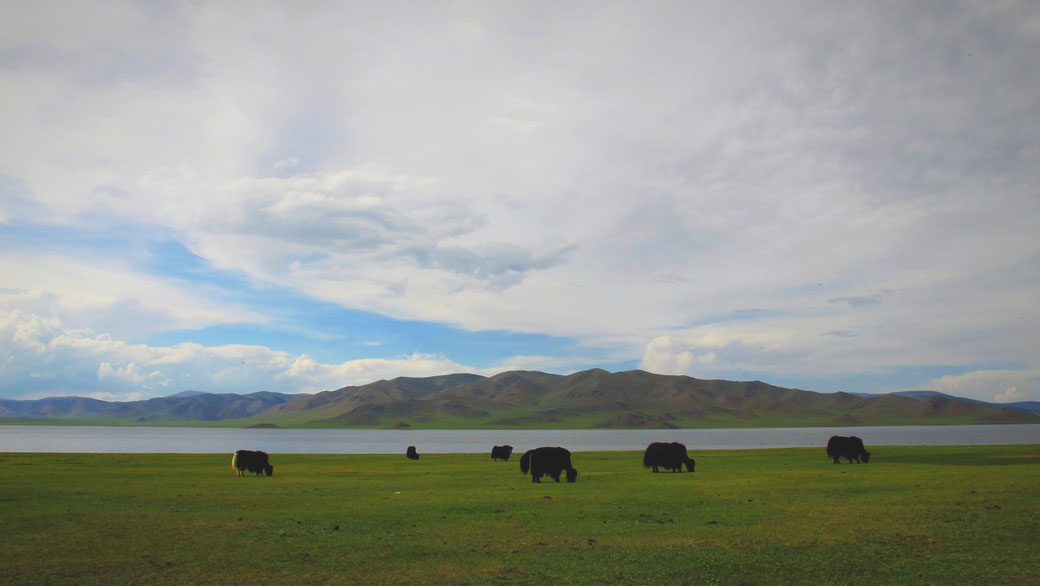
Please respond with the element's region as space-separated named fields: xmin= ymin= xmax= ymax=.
xmin=826 ymin=435 xmax=871 ymax=464
xmin=232 ymin=450 xmax=273 ymax=477
xmin=519 ymin=447 xmax=578 ymax=483
xmin=406 ymin=446 xmax=420 ymax=460
xmin=643 ymin=442 xmax=696 ymax=473
xmin=491 ymin=445 xmax=514 ymax=461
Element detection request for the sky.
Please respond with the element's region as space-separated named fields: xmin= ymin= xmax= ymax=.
xmin=1 ymin=1 xmax=1039 ymax=404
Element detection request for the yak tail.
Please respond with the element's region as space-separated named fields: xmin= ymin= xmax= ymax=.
xmin=519 ymin=451 xmax=530 ymax=474
xmin=642 ymin=450 xmax=652 ymax=469
xmin=231 ymin=452 xmax=238 ymax=471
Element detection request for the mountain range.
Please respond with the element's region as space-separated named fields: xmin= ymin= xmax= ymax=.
xmin=860 ymin=390 xmax=1040 ymax=415
xmin=0 ymin=391 xmax=299 ymax=423
xmin=1 ymin=369 xmax=1037 ymax=429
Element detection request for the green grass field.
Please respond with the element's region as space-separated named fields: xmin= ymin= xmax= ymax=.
xmin=2 ymin=446 xmax=1038 ymax=584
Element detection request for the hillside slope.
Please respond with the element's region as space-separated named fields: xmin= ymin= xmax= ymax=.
xmin=0 ymin=391 xmax=301 ymax=423
xmin=258 ymin=369 xmax=1039 ymax=429
xmin=4 ymin=370 xmax=1037 ymax=429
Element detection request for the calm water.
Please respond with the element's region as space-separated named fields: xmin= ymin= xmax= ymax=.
xmin=1 ymin=424 xmax=1038 ymax=454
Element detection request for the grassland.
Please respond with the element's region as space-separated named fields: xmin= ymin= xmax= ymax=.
xmin=2 ymin=446 xmax=1039 ymax=584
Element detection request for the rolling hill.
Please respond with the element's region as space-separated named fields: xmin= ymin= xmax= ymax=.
xmin=2 ymin=369 xmax=1037 ymax=429
xmin=0 ymin=391 xmax=302 ymax=423
xmin=891 ymin=390 xmax=1040 ymax=415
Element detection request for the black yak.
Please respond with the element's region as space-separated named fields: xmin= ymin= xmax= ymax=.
xmin=406 ymin=446 xmax=420 ymax=460
xmin=232 ymin=450 xmax=273 ymax=477
xmin=826 ymin=435 xmax=871 ymax=463
xmin=491 ymin=445 xmax=514 ymax=461
xmin=519 ymin=447 xmax=577 ymax=483
xmin=643 ymin=442 xmax=696 ymax=473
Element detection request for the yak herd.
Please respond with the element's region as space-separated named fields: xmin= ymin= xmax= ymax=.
xmin=233 ymin=435 xmax=871 ymax=481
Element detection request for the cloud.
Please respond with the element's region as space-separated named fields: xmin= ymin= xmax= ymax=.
xmin=275 ymin=352 xmax=473 ymax=391
xmin=829 ymin=296 xmax=883 ymax=309
xmin=1 ymin=2 xmax=1039 ymax=401
xmin=0 ymin=256 xmax=265 ymax=339
xmin=272 ymin=157 xmax=299 ymax=171
xmin=97 ymin=361 xmax=169 ymax=388
xmin=398 ymin=241 xmax=575 ymax=290
xmin=0 ymin=305 xmax=475 ymax=401
xmin=641 ymin=336 xmax=718 ymax=376
xmin=927 ymin=370 xmax=1040 ymax=403
xmin=132 ymin=165 xmax=575 ymax=299
xmin=993 ymin=387 xmax=1026 ymax=404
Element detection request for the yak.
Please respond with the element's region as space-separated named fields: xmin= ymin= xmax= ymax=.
xmin=519 ymin=447 xmax=578 ymax=483
xmin=826 ymin=435 xmax=871 ymax=464
xmin=232 ymin=450 xmax=273 ymax=477
xmin=406 ymin=446 xmax=420 ymax=460
xmin=643 ymin=442 xmax=696 ymax=473
xmin=491 ymin=445 xmax=514 ymax=461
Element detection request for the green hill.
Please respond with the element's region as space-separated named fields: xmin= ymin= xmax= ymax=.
xmin=3 ymin=369 xmax=1037 ymax=429
xmin=241 ymin=369 xmax=1038 ymax=429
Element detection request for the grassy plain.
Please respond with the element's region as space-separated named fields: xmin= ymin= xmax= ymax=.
xmin=2 ymin=445 xmax=1038 ymax=584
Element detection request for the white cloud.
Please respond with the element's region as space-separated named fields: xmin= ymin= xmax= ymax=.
xmin=272 ymin=157 xmax=299 ymax=171
xmin=277 ymin=352 xmax=473 ymax=390
xmin=0 ymin=257 xmax=265 ymax=339
xmin=1 ymin=2 xmax=1039 ymax=400
xmin=1 ymin=305 xmax=475 ymax=401
xmin=97 ymin=361 xmax=168 ymax=388
xmin=641 ymin=336 xmax=717 ymax=376
xmin=994 ymin=387 xmax=1026 ymax=404
xmin=927 ymin=370 xmax=1040 ymax=403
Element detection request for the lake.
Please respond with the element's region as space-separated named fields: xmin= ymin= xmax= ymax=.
xmin=2 ymin=424 xmax=1039 ymax=454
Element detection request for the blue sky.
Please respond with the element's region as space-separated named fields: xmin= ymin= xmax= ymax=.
xmin=2 ymin=1 xmax=1039 ymax=403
